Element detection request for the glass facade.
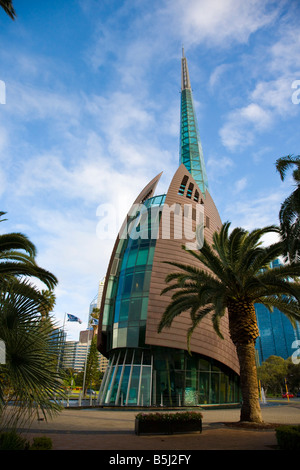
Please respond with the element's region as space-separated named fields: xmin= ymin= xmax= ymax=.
xmin=255 ymin=259 xmax=300 ymax=363
xmin=99 ymin=347 xmax=240 ymax=406
xmin=255 ymin=304 xmax=300 ymax=363
xmin=101 ymin=195 xmax=165 ymax=352
xmin=99 ymin=196 xmax=240 ymax=407
xmin=180 ymin=88 xmax=209 ymax=196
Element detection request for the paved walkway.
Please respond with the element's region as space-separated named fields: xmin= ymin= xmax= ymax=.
xmin=17 ymin=400 xmax=300 ymax=451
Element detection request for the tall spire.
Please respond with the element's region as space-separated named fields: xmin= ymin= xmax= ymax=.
xmin=180 ymin=49 xmax=209 ymax=196
xmin=181 ymin=46 xmax=191 ymax=90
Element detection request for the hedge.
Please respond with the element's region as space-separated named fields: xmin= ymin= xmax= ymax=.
xmin=275 ymin=425 xmax=300 ymax=450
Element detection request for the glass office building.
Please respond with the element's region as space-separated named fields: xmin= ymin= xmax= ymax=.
xmin=255 ymin=259 xmax=300 ymax=364
xmin=255 ymin=304 xmax=300 ymax=363
xmin=255 ymin=260 xmax=300 ymax=363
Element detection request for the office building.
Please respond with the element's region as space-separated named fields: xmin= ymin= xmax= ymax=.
xmin=255 ymin=260 xmax=300 ymax=363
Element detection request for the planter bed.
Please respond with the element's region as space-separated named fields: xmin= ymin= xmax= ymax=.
xmin=135 ymin=411 xmax=202 ymax=435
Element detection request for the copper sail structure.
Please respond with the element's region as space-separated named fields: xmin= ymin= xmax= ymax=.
xmin=97 ymin=52 xmax=239 ymax=407
xmin=180 ymin=48 xmax=209 ymax=196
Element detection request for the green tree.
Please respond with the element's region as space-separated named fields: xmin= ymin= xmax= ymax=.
xmin=83 ymin=335 xmax=99 ymax=395
xmin=158 ymin=222 xmax=300 ymax=423
xmin=276 ymin=155 xmax=300 ymax=264
xmin=0 ymin=212 xmax=61 ymax=428
xmin=0 ymin=280 xmax=65 ymax=429
xmin=257 ymin=356 xmax=288 ymax=396
xmin=0 ymin=0 xmax=16 ymax=19
xmin=286 ymin=358 xmax=300 ymax=394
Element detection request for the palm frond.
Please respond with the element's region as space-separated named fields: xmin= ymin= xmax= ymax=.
xmin=279 ymin=190 xmax=300 ymax=228
xmin=276 ymin=155 xmax=300 ymax=182
xmin=0 ymin=261 xmax=58 ymax=289
xmin=0 ymin=280 xmax=64 ymax=427
xmin=0 ymin=0 xmax=16 ymax=19
xmin=187 ymin=304 xmax=215 ymax=351
xmin=187 ymin=236 xmax=227 ymax=282
xmin=0 ymin=232 xmax=37 ymax=258
xmin=158 ymin=293 xmax=198 ymax=332
xmin=257 ymin=295 xmax=300 ymax=328
xmin=246 ymin=240 xmax=283 ymax=275
xmin=159 ymin=219 xmax=300 ymax=364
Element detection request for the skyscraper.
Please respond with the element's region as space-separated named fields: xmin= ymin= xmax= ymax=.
xmin=97 ymin=51 xmax=240 ymax=407
xmin=255 ymin=260 xmax=300 ymax=363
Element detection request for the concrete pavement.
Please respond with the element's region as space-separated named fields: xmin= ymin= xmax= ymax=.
xmin=17 ymin=400 xmax=300 ymax=451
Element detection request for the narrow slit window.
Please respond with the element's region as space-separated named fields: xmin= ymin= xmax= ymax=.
xmin=186 ymin=182 xmax=194 ymax=199
xmin=178 ymin=175 xmax=189 ymax=195
xmin=194 ymin=190 xmax=199 ymax=202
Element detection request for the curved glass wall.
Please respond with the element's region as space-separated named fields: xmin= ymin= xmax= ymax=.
xmin=101 ymin=195 xmax=166 ymax=352
xmin=99 ymin=347 xmax=240 ymax=406
xmin=99 ymin=193 xmax=240 ymax=407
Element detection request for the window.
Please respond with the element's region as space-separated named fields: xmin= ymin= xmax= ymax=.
xmin=136 ymin=246 xmax=149 ymax=265
xmin=123 ymin=273 xmax=133 ymax=296
xmin=186 ymin=182 xmax=194 ymax=199
xmin=178 ymin=175 xmax=189 ymax=195
xmin=129 ymin=298 xmax=143 ymax=322
xmin=119 ymin=300 xmax=130 ymax=322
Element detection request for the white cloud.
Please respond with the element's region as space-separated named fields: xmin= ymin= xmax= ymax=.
xmin=220 ymin=104 xmax=272 ymax=151
xmin=224 ymin=191 xmax=284 ymax=232
xmin=218 ymin=5 xmax=300 ymax=153
xmin=6 ymin=81 xmax=79 ymax=122
xmin=0 ymin=170 xmax=7 ymax=198
xmin=0 ymin=126 xmax=8 ymax=156
xmin=251 ymin=78 xmax=298 ymax=116
xmin=269 ymin=23 xmax=300 ymax=73
xmin=166 ymin=0 xmax=281 ymax=47
xmin=209 ymin=64 xmax=231 ymax=90
xmin=233 ymin=177 xmax=247 ymax=194
xmin=240 ymin=103 xmax=272 ymax=129
xmin=207 ymin=155 xmax=234 ymax=181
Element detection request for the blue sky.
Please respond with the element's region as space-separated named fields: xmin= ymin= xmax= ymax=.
xmin=0 ymin=0 xmax=299 ymax=340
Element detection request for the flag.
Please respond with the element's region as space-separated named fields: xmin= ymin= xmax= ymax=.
xmin=67 ymin=313 xmax=82 ymax=324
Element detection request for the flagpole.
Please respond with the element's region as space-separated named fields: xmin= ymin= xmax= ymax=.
xmin=57 ymin=312 xmax=67 ymax=372
xmin=82 ymin=326 xmax=92 ymax=397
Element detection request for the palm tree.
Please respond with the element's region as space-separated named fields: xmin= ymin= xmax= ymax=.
xmin=0 ymin=212 xmax=58 ymax=293
xmin=0 ymin=0 xmax=16 ymax=19
xmin=90 ymin=307 xmax=100 ymax=336
xmin=0 ymin=280 xmax=65 ymax=429
xmin=39 ymin=289 xmax=56 ymax=319
xmin=276 ymin=155 xmax=300 ymax=263
xmin=158 ymin=222 xmax=300 ymax=423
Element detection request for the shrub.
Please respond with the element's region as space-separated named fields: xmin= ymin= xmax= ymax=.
xmin=0 ymin=431 xmax=29 ymax=450
xmin=135 ymin=411 xmax=203 ymax=422
xmin=275 ymin=425 xmax=300 ymax=450
xmin=30 ymin=436 xmax=53 ymax=450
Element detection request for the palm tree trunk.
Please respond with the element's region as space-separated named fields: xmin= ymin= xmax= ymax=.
xmin=227 ymin=300 xmax=263 ymax=423
xmin=235 ymin=341 xmax=263 ymax=423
